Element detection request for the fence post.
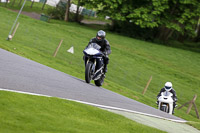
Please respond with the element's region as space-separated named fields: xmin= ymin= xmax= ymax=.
xmin=177 ymin=101 xmax=190 ymax=110
xmin=193 ymin=102 xmax=200 ymax=119
xmin=178 ymin=94 xmax=199 ymax=119
xmin=142 ymin=76 xmax=152 ymax=95
xmin=10 ymin=22 xmax=20 ymax=40
xmin=186 ymin=94 xmax=197 ymax=114
xmin=53 ymin=39 xmax=63 ymax=57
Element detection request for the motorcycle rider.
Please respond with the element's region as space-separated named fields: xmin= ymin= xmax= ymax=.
xmin=157 ymin=82 xmax=177 ymax=114
xmin=84 ymin=30 xmax=111 ymax=74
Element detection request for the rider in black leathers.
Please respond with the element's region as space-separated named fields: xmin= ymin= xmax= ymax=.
xmin=84 ymin=30 xmax=111 ymax=73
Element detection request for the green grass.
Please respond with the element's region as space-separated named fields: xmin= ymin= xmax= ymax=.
xmin=167 ymin=40 xmax=200 ymax=53
xmin=0 ymin=0 xmax=52 ymax=14
xmin=0 ymin=6 xmax=200 ymax=130
xmin=0 ymin=91 xmax=165 ymax=133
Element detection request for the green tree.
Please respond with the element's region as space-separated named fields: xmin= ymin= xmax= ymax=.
xmin=65 ymin=0 xmax=71 ymax=22
xmin=195 ymin=18 xmax=200 ymax=42
xmin=81 ymin=0 xmax=200 ymax=42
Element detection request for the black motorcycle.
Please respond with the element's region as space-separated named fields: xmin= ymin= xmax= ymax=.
xmin=83 ymin=43 xmax=105 ymax=86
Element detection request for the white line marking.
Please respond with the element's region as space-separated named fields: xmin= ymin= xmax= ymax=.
xmin=0 ymin=88 xmax=187 ymax=123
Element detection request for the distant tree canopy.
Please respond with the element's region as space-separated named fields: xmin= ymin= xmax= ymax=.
xmin=81 ymin=0 xmax=200 ymax=42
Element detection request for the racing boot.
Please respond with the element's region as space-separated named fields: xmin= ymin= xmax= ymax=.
xmin=172 ymin=102 xmax=177 ymax=114
xmin=156 ymin=101 xmax=159 ymax=107
xmin=103 ymin=64 xmax=107 ymax=73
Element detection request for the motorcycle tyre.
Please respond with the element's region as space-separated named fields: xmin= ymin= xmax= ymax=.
xmin=85 ymin=62 xmax=93 ymax=83
xmin=161 ymin=105 xmax=169 ymax=113
xmin=94 ymin=74 xmax=104 ymax=87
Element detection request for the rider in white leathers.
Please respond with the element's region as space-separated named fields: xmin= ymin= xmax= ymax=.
xmin=157 ymin=82 xmax=178 ymax=114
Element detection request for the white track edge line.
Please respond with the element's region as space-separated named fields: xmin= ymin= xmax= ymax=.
xmin=0 ymin=88 xmax=187 ymax=123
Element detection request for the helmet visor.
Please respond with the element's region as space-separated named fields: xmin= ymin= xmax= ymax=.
xmin=165 ymin=86 xmax=171 ymax=90
xmin=96 ymin=36 xmax=102 ymax=41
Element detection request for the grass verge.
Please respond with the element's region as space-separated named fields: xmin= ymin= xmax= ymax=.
xmin=0 ymin=90 xmax=165 ymax=133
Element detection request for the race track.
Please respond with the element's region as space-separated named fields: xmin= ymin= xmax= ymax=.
xmin=0 ymin=48 xmax=186 ymax=122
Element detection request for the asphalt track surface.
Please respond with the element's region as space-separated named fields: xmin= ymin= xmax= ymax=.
xmin=0 ymin=48 xmax=186 ymax=123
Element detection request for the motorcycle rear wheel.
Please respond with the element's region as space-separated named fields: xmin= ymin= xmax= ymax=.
xmin=85 ymin=62 xmax=93 ymax=83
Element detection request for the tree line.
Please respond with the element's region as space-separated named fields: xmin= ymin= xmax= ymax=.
xmin=65 ymin=0 xmax=200 ymax=45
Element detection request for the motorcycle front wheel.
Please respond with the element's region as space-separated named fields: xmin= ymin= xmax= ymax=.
xmin=94 ymin=74 xmax=104 ymax=87
xmin=85 ymin=61 xmax=93 ymax=83
xmin=161 ymin=105 xmax=169 ymax=113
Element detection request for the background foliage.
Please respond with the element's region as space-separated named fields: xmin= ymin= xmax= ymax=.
xmin=80 ymin=0 xmax=200 ymax=43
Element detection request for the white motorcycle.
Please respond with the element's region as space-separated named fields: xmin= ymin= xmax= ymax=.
xmin=158 ymin=91 xmax=174 ymax=114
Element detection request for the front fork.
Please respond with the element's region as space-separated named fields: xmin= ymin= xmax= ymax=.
xmin=86 ymin=58 xmax=96 ymax=74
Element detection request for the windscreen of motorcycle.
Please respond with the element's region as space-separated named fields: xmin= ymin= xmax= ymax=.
xmin=163 ymin=91 xmax=173 ymax=97
xmin=88 ymin=43 xmax=101 ymax=50
xmin=84 ymin=43 xmax=101 ymax=55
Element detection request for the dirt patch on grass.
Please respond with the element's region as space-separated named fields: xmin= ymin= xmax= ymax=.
xmin=10 ymin=9 xmax=41 ymax=20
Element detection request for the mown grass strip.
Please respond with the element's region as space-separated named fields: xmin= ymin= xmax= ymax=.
xmin=0 ymin=90 xmax=165 ymax=133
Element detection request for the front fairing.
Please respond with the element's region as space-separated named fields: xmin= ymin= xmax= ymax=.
xmin=83 ymin=43 xmax=103 ymax=58
xmin=158 ymin=91 xmax=174 ymax=104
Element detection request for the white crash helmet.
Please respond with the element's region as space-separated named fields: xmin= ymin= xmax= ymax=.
xmin=164 ymin=82 xmax=172 ymax=91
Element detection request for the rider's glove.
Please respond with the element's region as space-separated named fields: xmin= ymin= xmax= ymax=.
xmin=174 ymin=98 xmax=177 ymax=102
